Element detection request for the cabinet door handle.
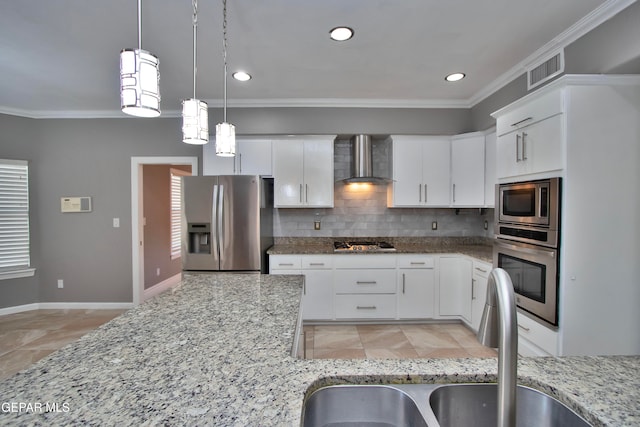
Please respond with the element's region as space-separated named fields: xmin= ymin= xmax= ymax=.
xmin=471 ymin=278 xmax=476 ymax=300
xmin=475 ymin=267 xmax=488 ymax=273
xmin=516 ymin=134 xmax=522 ymax=162
xmin=518 ymin=324 xmax=531 ymax=332
xmin=424 ymin=184 xmax=428 ymax=203
xmin=511 ymin=116 xmax=533 ymax=127
xmin=522 ymin=132 xmax=528 ymax=160
xmin=419 ymin=183 xmax=422 ymax=202
xmin=238 ymin=153 xmax=242 ymax=173
xmin=452 ymin=183 xmax=456 ymax=203
xmin=278 ymin=263 xmax=294 ymax=266
xmin=299 ymin=184 xmax=303 ymax=203
xmin=356 ymin=306 xmax=377 ymax=310
xmin=308 ymin=263 xmax=325 ymax=266
xmin=402 ymin=273 xmax=406 ymax=294
xmin=356 ymin=281 xmax=377 ymax=285
xmin=305 ymin=184 xmax=309 ymax=203
xmin=410 ymin=262 xmax=426 ymax=265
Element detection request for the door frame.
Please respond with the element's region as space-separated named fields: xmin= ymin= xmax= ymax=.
xmin=130 ymin=156 xmax=199 ymax=306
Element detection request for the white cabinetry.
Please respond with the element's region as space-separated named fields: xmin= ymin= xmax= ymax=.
xmin=470 ymin=260 xmax=491 ymax=332
xmin=388 ymin=135 xmax=450 ymax=207
xmin=334 ymin=255 xmax=397 ymax=320
xmin=451 ymin=132 xmax=485 ymax=207
xmin=438 ymin=256 xmax=472 ymax=322
xmin=484 ymin=129 xmax=497 ymax=207
xmin=269 ymin=255 xmax=334 ymax=320
xmin=495 ymin=89 xmax=563 ymax=180
xmin=397 ymin=255 xmax=435 ymax=319
xmin=272 ymin=137 xmax=334 ymax=208
xmin=203 ymin=138 xmax=272 ymax=176
xmin=517 ymin=312 xmax=558 ymax=357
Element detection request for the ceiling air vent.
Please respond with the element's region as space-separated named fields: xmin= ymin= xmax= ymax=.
xmin=527 ymin=49 xmax=564 ymax=90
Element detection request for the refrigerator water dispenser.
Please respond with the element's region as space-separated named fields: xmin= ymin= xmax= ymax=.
xmin=188 ymin=223 xmax=211 ymax=254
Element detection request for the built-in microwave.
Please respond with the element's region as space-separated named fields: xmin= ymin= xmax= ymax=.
xmin=495 ymin=178 xmax=561 ymax=247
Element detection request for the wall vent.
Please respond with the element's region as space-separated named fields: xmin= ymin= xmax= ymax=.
xmin=527 ymin=49 xmax=564 ymax=90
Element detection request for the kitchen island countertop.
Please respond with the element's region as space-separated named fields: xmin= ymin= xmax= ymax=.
xmin=0 ymin=273 xmax=637 ymax=426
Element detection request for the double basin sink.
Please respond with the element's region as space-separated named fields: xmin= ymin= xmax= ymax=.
xmin=302 ymin=382 xmax=592 ymax=427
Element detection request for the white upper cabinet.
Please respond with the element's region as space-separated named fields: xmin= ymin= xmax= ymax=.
xmin=388 ymin=135 xmax=450 ymax=207
xmin=484 ymin=129 xmax=497 ymax=207
xmin=451 ymin=132 xmax=485 ymax=207
xmin=494 ymin=89 xmax=564 ymax=180
xmin=203 ymin=137 xmax=272 ymax=176
xmin=272 ymin=136 xmax=335 ymax=208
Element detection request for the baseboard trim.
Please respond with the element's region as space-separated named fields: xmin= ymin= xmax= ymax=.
xmin=143 ymin=273 xmax=182 ymax=301
xmin=0 ymin=301 xmax=134 ymax=316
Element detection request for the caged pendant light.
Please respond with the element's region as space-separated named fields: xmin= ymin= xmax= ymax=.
xmin=182 ymin=0 xmax=209 ymax=144
xmin=215 ymin=0 xmax=236 ymax=157
xmin=120 ymin=0 xmax=161 ymax=117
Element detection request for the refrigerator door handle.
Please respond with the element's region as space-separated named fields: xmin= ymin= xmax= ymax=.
xmin=211 ymin=184 xmax=220 ymax=260
xmin=217 ymin=184 xmax=224 ymax=262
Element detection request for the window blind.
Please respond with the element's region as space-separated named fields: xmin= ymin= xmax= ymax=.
xmin=170 ymin=170 xmax=188 ymax=260
xmin=0 ymin=160 xmax=30 ymax=270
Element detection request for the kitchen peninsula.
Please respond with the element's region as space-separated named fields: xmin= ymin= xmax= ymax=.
xmin=0 ymin=273 xmax=637 ymax=426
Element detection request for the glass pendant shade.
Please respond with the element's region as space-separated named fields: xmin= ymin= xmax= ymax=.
xmin=120 ymin=49 xmax=161 ymax=117
xmin=215 ymin=122 xmax=236 ymax=157
xmin=182 ymin=99 xmax=209 ymax=145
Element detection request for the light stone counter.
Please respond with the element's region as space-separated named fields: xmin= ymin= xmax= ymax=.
xmin=0 ymin=273 xmax=637 ymax=426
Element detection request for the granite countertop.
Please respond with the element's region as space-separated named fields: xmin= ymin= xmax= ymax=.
xmin=1 ymin=273 xmax=638 ymax=426
xmin=267 ymin=237 xmax=494 ymax=263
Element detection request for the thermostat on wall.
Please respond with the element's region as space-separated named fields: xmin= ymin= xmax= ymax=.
xmin=61 ymin=196 xmax=92 ymax=213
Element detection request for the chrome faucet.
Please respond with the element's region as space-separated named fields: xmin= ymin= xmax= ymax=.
xmin=477 ymin=268 xmax=518 ymax=427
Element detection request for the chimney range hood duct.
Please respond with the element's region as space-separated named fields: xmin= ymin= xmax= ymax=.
xmin=343 ymin=134 xmax=390 ymax=184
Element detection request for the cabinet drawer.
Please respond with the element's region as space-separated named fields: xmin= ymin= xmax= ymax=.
xmin=496 ymin=89 xmax=563 ymax=136
xmin=397 ymin=255 xmax=435 ymax=269
xmin=334 ymin=254 xmax=396 ymax=269
xmin=472 ymin=260 xmax=491 ymax=279
xmin=301 ymin=255 xmax=333 ymax=269
xmin=517 ymin=312 xmax=558 ymax=356
xmin=335 ymin=294 xmax=397 ymax=319
xmin=270 ymin=255 xmax=301 ymax=270
xmin=335 ymin=270 xmax=396 ymax=294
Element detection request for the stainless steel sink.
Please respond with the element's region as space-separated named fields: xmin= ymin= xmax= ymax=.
xmin=301 ymin=383 xmax=592 ymax=427
xmin=429 ymin=383 xmax=591 ymax=427
xmin=301 ymin=385 xmax=428 ymax=427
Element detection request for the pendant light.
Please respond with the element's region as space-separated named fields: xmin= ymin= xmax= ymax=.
xmin=215 ymin=0 xmax=236 ymax=157
xmin=120 ymin=0 xmax=161 ymax=117
xmin=182 ymin=0 xmax=209 ymax=144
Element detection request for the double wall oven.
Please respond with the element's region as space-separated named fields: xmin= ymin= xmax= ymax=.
xmin=494 ymin=178 xmax=561 ymax=327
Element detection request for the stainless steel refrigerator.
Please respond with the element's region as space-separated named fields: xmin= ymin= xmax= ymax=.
xmin=181 ymin=175 xmax=273 ymax=272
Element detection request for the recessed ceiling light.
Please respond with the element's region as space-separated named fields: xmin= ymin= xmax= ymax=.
xmin=232 ymin=71 xmax=251 ymax=81
xmin=445 ymin=72 xmax=466 ymax=82
xmin=330 ymin=27 xmax=354 ymax=41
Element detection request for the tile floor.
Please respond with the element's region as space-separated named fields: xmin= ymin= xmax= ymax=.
xmin=0 ymin=309 xmax=126 ymax=381
xmin=303 ymin=323 xmax=497 ymax=360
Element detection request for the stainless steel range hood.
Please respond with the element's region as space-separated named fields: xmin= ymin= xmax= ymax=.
xmin=342 ymin=134 xmax=391 ymax=183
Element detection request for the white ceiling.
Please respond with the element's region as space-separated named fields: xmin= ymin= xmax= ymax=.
xmin=0 ymin=0 xmax=628 ymax=118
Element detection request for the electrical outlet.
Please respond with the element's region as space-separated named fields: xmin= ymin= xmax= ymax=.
xmin=314 ymin=220 xmax=321 ymax=230
xmin=113 ymin=218 xmax=120 ymax=228
xmin=57 ymin=279 xmax=64 ymax=289
xmin=431 ymin=221 xmax=438 ymax=230
xmin=156 ymin=268 xmax=160 ymax=276
xmin=484 ymin=220 xmax=489 ymax=230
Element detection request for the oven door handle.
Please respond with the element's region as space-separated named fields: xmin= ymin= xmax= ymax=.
xmin=495 ymin=240 xmax=556 ymax=258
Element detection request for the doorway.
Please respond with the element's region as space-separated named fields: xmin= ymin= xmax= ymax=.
xmin=131 ymin=156 xmax=198 ymax=306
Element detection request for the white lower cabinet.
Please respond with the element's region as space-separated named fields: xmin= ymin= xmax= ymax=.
xmin=438 ymin=256 xmax=473 ymax=322
xmin=334 ymin=255 xmax=397 ymax=320
xmin=517 ymin=312 xmax=559 ymax=356
xmin=270 ymin=253 xmax=489 ymax=324
xmin=470 ymin=260 xmax=491 ymax=332
xmin=397 ymin=255 xmax=435 ymax=319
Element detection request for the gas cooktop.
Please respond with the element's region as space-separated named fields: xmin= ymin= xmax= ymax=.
xmin=333 ymin=241 xmax=396 ymax=252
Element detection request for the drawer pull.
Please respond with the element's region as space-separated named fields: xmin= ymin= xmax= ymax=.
xmin=518 ymin=324 xmax=531 ymax=332
xmin=475 ymin=267 xmax=488 ymax=273
xmin=309 ymin=263 xmax=325 ymax=266
xmin=511 ymin=116 xmax=533 ymax=127
xmin=278 ymin=263 xmax=294 ymax=266
xmin=356 ymin=306 xmax=377 ymax=310
xmin=356 ymin=281 xmax=377 ymax=285
xmin=410 ymin=262 xmax=426 ymax=265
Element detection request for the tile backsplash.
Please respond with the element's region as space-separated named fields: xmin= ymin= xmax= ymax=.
xmin=274 ymin=138 xmax=493 ymax=238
